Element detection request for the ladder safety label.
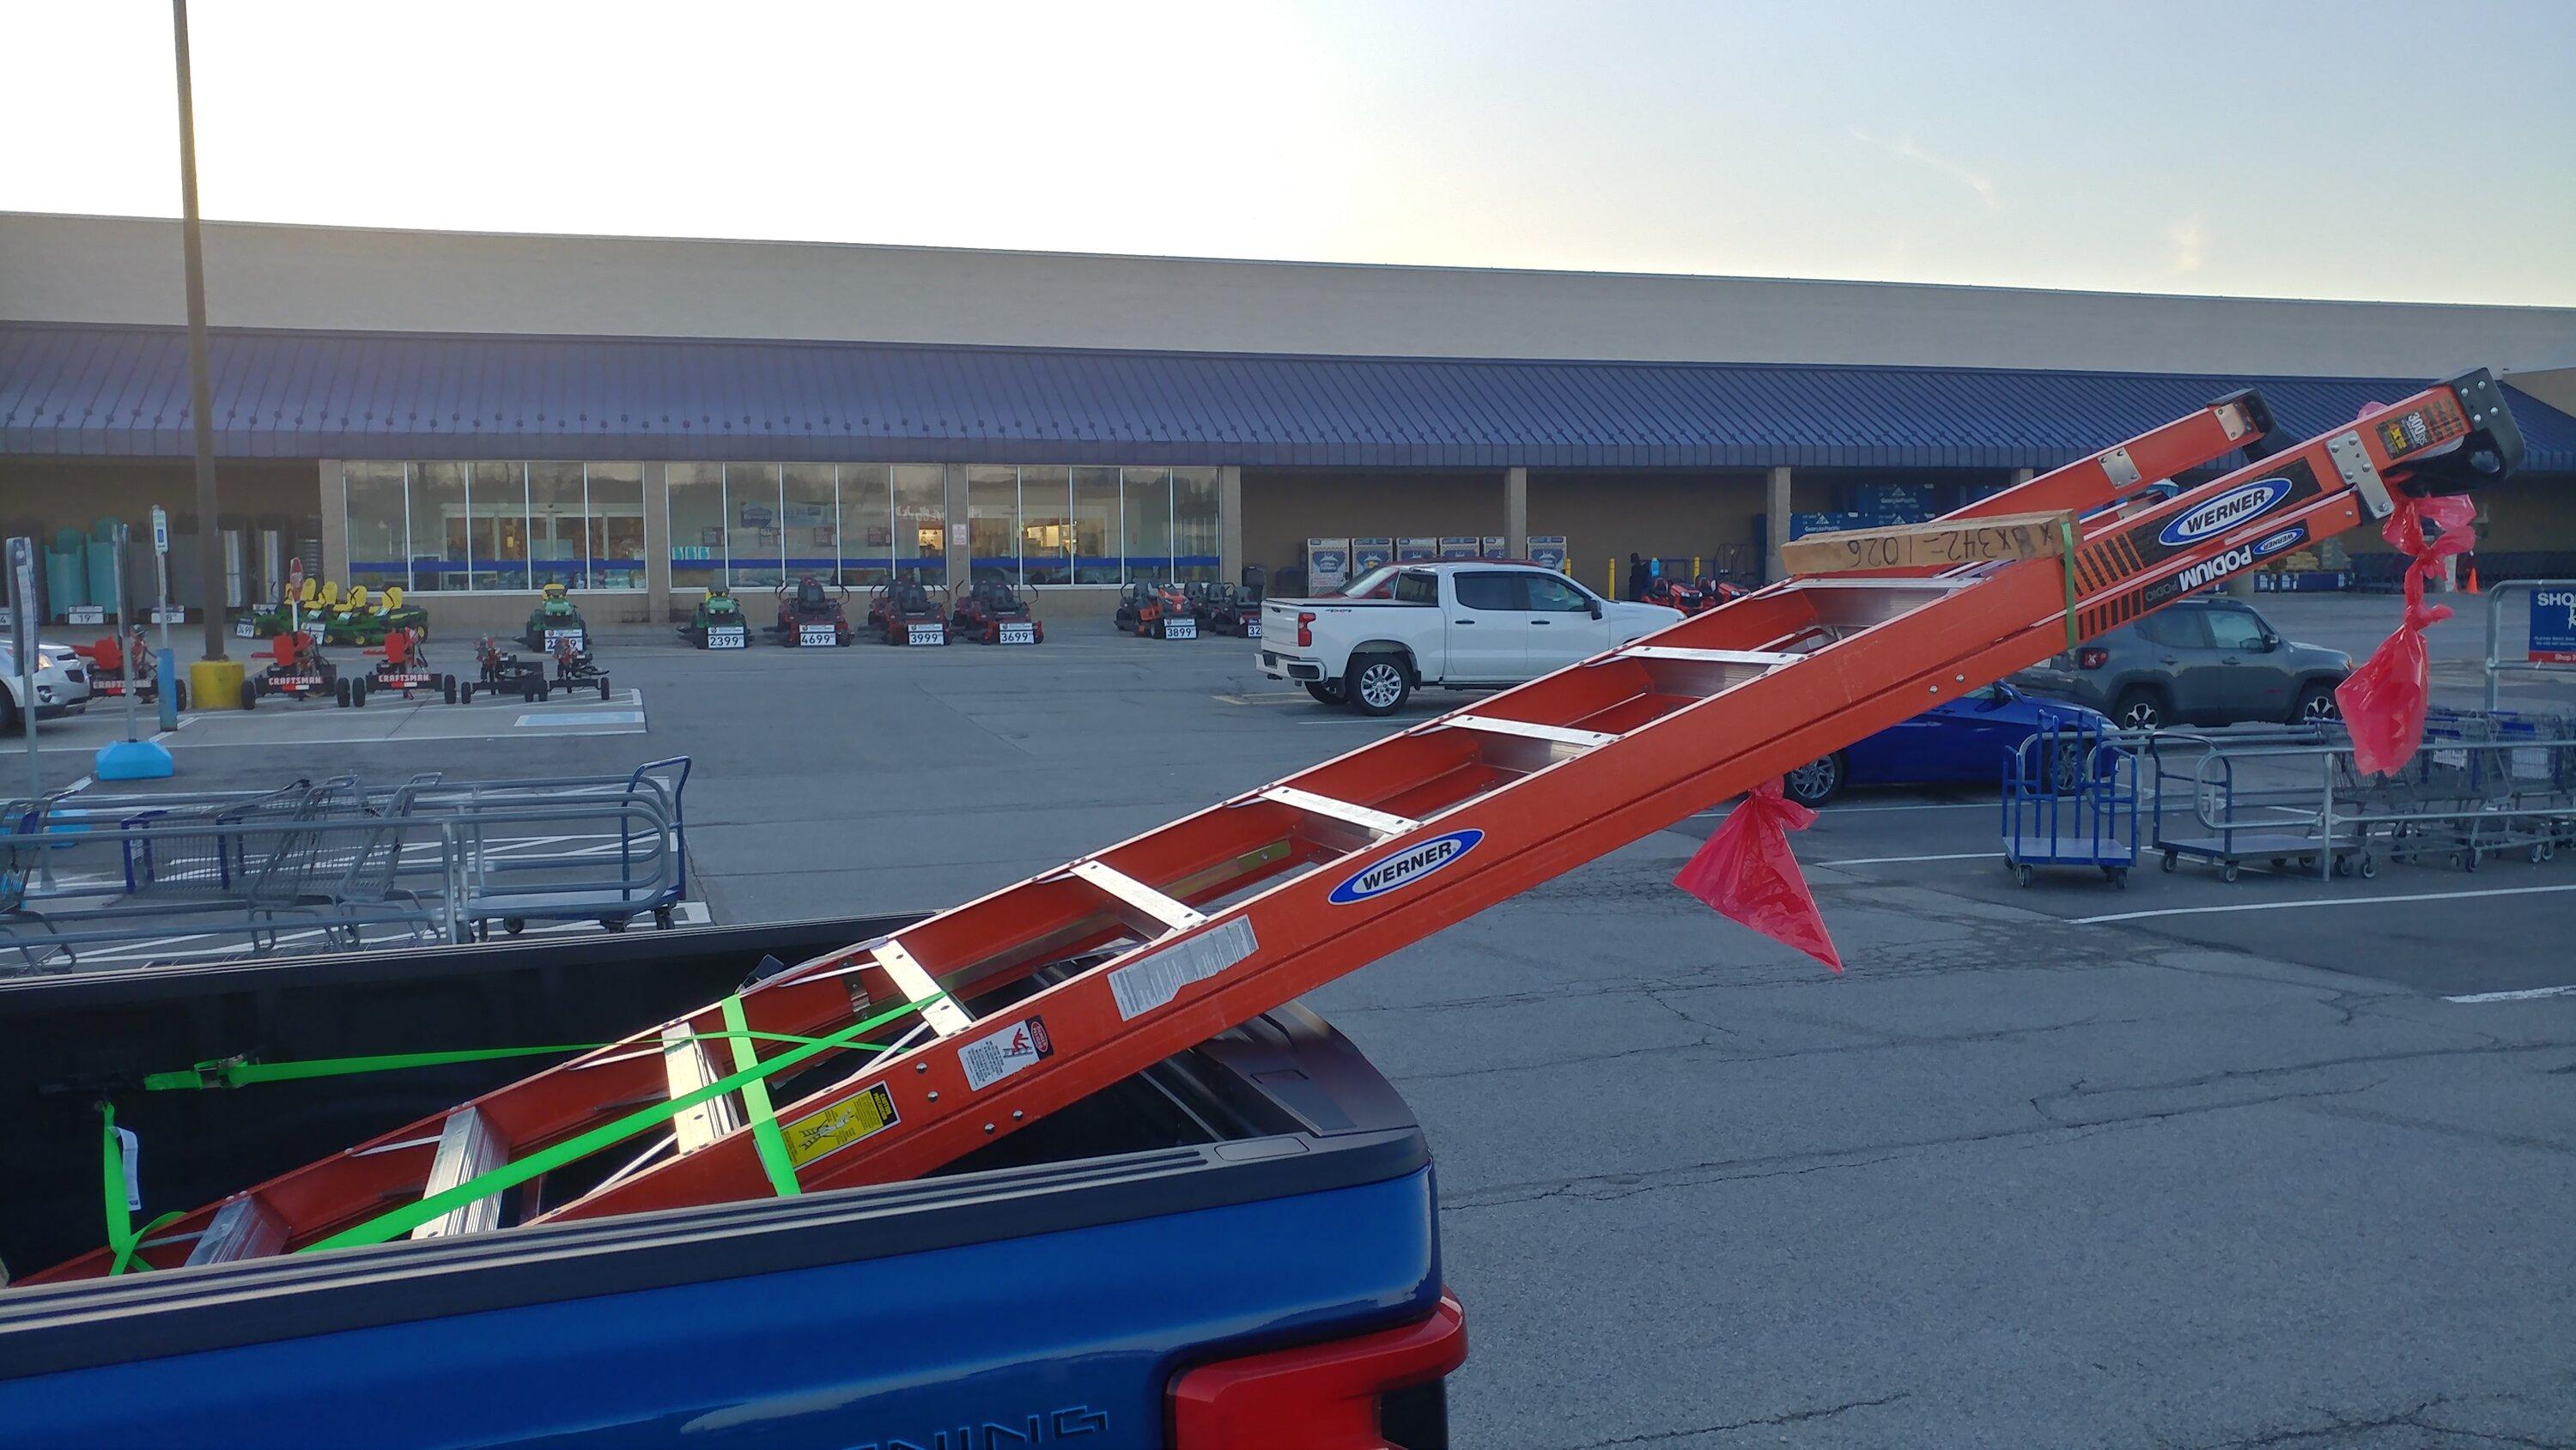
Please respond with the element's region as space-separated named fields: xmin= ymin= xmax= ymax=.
xmin=115 ymin=1127 xmax=143 ymax=1211
xmin=1110 ymin=918 xmax=1260 ymax=1021
xmin=960 ymin=1016 xmax=1054 ymax=1091
xmin=1327 ymin=829 xmax=1485 ymax=906
xmin=781 ymin=1083 xmax=900 ymax=1170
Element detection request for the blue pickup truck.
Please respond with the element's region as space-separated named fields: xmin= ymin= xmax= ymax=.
xmin=0 ymin=919 xmax=1463 ymax=1448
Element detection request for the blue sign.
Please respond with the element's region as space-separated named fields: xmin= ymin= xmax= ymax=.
xmin=2532 ymin=587 xmax=2576 ymax=664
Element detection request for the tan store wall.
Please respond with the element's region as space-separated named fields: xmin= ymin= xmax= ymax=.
xmin=1240 ymin=470 xmax=1507 ymax=581
xmin=2483 ymin=479 xmax=2576 ymax=553
xmin=1528 ymin=470 xmax=1769 ymax=592
xmin=0 ymin=458 xmax=316 ymax=537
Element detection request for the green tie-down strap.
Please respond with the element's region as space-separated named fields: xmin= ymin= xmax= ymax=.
xmin=97 ymin=1102 xmax=184 ymax=1276
xmin=2058 ymin=515 xmax=2082 ymax=652
xmin=302 ymin=992 xmax=939 ymax=1254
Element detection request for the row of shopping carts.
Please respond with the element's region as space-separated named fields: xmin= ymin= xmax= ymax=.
xmin=0 ymin=759 xmax=690 ymax=972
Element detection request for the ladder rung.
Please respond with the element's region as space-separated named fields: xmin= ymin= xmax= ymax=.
xmin=877 ymin=939 xmax=975 ymax=1038
xmin=1440 ymin=715 xmax=1620 ymax=749
xmin=1618 ymin=646 xmax=1802 ymax=668
xmin=1257 ymin=786 xmax=1419 ymax=839
xmin=1068 ymin=859 xmax=1207 ymax=933
xmin=663 ymin=1024 xmax=744 ymax=1152
xmin=185 ymin=1195 xmax=286 ymax=1265
xmin=410 ymin=1107 xmax=507 ymax=1241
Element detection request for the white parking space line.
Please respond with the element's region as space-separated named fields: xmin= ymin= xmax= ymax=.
xmin=2072 ymin=883 xmax=2576 ymax=926
xmin=1817 ymin=851 xmax=1996 ymax=867
xmin=514 ymin=711 xmax=646 ymax=728
xmin=2443 ymin=984 xmax=2576 ymax=1004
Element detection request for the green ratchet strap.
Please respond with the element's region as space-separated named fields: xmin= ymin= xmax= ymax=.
xmin=98 ymin=1103 xmax=182 ymax=1277
xmin=301 ymin=992 xmax=937 ymax=1254
xmin=722 ymin=994 xmax=801 ymax=1198
xmin=2057 ymin=515 xmax=2082 ymax=652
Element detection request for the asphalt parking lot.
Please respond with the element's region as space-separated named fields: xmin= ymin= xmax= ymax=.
xmin=12 ymin=593 xmax=2576 ymax=1447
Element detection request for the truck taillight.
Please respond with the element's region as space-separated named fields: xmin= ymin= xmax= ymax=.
xmin=1170 ymin=1293 xmax=1465 ymax=1450
xmin=2077 ymin=646 xmax=2110 ymax=670
xmin=1297 ymin=611 xmax=1317 ymax=648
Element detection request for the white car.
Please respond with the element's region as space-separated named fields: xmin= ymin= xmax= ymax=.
xmin=0 ymin=640 xmax=91 ymax=731
xmin=1261 ymin=561 xmax=1684 ymax=715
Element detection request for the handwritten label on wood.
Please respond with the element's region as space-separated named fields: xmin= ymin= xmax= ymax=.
xmin=1780 ymin=511 xmax=2072 ymax=575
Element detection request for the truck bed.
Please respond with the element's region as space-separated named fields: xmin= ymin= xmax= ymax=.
xmin=0 ymin=922 xmax=1453 ymax=1447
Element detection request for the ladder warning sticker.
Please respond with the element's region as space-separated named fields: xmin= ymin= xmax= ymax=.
xmin=960 ymin=1016 xmax=1054 ymax=1091
xmin=781 ymin=1083 xmax=900 ymax=1170
xmin=1109 ymin=918 xmax=1260 ymax=1021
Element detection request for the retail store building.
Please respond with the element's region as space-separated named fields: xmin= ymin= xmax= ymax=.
xmin=3 ymin=210 xmax=2573 ymax=633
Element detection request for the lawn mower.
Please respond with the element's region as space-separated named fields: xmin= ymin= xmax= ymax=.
xmin=234 ymin=576 xmax=324 ymax=641
xmin=549 ymin=631 xmax=614 ymax=700
xmin=1642 ymin=573 xmax=1751 ymax=616
xmin=678 ymin=585 xmax=750 ymax=648
xmin=769 ymin=574 xmax=855 ymax=646
xmin=240 ymin=628 xmax=344 ymax=710
xmin=952 ymin=576 xmax=1042 ymax=645
xmin=68 ymin=627 xmax=190 ymax=712
xmin=520 ymin=582 xmax=588 ymax=651
xmin=362 ymin=626 xmax=461 ymax=703
xmin=1127 ymin=581 xmax=1196 ymax=639
xmin=322 ymin=583 xmax=430 ymax=646
xmin=467 ymin=635 xmax=550 ymax=703
xmin=868 ymin=579 xmax=949 ymax=646
xmin=1191 ymin=580 xmax=1262 ymax=638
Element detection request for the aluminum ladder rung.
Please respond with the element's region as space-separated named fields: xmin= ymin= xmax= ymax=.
xmin=877 ymin=938 xmax=975 ymax=1038
xmin=663 ymin=1023 xmax=744 ymax=1153
xmin=185 ymin=1194 xmax=287 ymax=1265
xmin=1618 ymin=646 xmax=1803 ymax=667
xmin=1257 ymin=786 xmax=1419 ymax=840
xmin=1439 ymin=714 xmax=1620 ymax=749
xmin=1068 ymin=859 xmax=1207 ymax=933
xmin=410 ymin=1107 xmax=507 ymax=1241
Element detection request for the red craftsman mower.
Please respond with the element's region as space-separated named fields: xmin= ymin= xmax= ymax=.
xmin=242 ymin=629 xmax=345 ymax=710
xmin=1642 ymin=573 xmax=1750 ymax=616
xmin=1117 ymin=581 xmax=1197 ymax=639
xmin=952 ymin=576 xmax=1042 ymax=645
xmin=867 ymin=579 xmax=950 ymax=646
xmin=69 ymin=628 xmax=190 ymax=712
xmin=363 ymin=626 xmax=460 ymax=703
xmin=769 ymin=574 xmax=855 ymax=647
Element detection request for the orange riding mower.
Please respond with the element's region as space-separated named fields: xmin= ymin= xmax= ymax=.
xmin=68 ymin=629 xmax=190 ymax=712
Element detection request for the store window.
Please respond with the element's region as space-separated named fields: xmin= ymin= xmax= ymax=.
xmin=667 ymin=463 xmax=725 ymax=591
xmin=586 ymin=464 xmax=647 ymax=591
xmin=410 ymin=462 xmax=468 ymax=592
xmin=968 ymin=465 xmax=1018 ymax=583
xmin=1020 ymin=465 xmax=1072 ymax=585
xmin=783 ymin=464 xmax=836 ymax=586
xmin=529 ymin=462 xmax=586 ymax=588
xmin=1174 ymin=467 xmax=1219 ymax=583
xmin=893 ymin=464 xmax=945 ymax=583
xmin=1072 ymin=468 xmax=1121 ymax=585
xmin=726 ymin=463 xmax=784 ymax=587
xmin=344 ymin=462 xmax=409 ymax=590
xmin=467 ymin=462 xmax=529 ymax=591
xmin=1122 ymin=467 xmax=1171 ymax=582
xmin=840 ymin=464 xmax=893 ymax=586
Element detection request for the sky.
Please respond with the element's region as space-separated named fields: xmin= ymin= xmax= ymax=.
xmin=3 ymin=0 xmax=2571 ymax=306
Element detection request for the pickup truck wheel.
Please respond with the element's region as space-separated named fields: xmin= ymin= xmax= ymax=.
xmin=0 ymin=692 xmax=15 ymax=734
xmin=1346 ymin=655 xmax=1411 ymax=715
xmin=1304 ymin=680 xmax=1346 ymax=706
xmin=1782 ymin=753 xmax=1844 ymax=808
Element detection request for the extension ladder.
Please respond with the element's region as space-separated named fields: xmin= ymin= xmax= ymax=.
xmin=31 ymin=371 xmax=2523 ymax=1280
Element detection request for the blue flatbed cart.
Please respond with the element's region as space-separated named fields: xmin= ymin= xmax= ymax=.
xmin=2002 ymin=722 xmax=2141 ymax=888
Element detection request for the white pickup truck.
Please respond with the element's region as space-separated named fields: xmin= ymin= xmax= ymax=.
xmin=1260 ymin=561 xmax=1684 ymax=714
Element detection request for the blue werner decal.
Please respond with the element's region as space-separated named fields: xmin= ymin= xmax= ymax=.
xmin=1327 ymin=829 xmax=1485 ymax=906
xmin=2251 ymin=525 xmax=2306 ymax=557
xmin=2160 ymin=477 xmax=2293 ymax=548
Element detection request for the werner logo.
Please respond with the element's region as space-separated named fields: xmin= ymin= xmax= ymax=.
xmin=2159 ymin=478 xmax=2293 ymax=547
xmin=2175 ymin=545 xmax=2256 ymax=592
xmin=1328 ymin=829 xmax=1484 ymax=905
xmin=2251 ymin=526 xmax=2306 ymax=558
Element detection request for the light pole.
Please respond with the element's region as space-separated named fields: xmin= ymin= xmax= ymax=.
xmin=173 ymin=0 xmax=226 ymax=665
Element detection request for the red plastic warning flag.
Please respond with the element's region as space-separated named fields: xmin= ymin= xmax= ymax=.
xmin=2336 ymin=490 xmax=2476 ymax=777
xmin=1673 ymin=778 xmax=1843 ymax=973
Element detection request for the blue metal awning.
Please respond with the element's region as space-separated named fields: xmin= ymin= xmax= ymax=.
xmin=3 ymin=321 xmax=2569 ymax=471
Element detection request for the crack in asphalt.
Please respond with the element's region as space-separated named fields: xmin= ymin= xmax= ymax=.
xmin=2183 ymin=1392 xmax=2573 ymax=1448
xmin=1559 ymin=1391 xmax=1914 ymax=1447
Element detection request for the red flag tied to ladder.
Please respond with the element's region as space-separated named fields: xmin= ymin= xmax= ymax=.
xmin=2335 ymin=405 xmax=2478 ymax=777
xmin=1674 ymin=778 xmax=1844 ymax=973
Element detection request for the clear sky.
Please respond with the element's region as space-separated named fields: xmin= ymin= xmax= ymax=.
xmin=4 ymin=0 xmax=2571 ymax=306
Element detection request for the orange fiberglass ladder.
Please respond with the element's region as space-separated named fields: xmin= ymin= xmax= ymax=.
xmin=33 ymin=370 xmax=2524 ymax=1281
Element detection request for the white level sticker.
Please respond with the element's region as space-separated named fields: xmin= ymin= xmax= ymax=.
xmin=958 ymin=1016 xmax=1054 ymax=1091
xmin=1109 ymin=917 xmax=1259 ymax=1021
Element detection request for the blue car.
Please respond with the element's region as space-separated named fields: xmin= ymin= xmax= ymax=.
xmin=1783 ymin=683 xmax=2111 ymax=806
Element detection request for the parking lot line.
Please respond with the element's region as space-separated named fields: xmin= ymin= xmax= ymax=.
xmin=2073 ymin=882 xmax=2576 ymax=926
xmin=1817 ymin=851 xmax=1996 ymax=866
xmin=2441 ymin=984 xmax=2576 ymax=1004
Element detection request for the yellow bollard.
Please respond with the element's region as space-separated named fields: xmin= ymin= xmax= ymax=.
xmin=188 ymin=657 xmax=246 ymax=711
xmin=1607 ymin=558 xmax=1617 ymax=597
xmin=1691 ymin=555 xmax=1701 ymax=579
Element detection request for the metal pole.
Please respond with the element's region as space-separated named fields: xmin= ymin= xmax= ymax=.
xmin=152 ymin=505 xmax=178 ymax=729
xmin=112 ymin=525 xmax=140 ymax=743
xmin=9 ymin=538 xmax=38 ymax=804
xmin=173 ymin=0 xmax=226 ymax=664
